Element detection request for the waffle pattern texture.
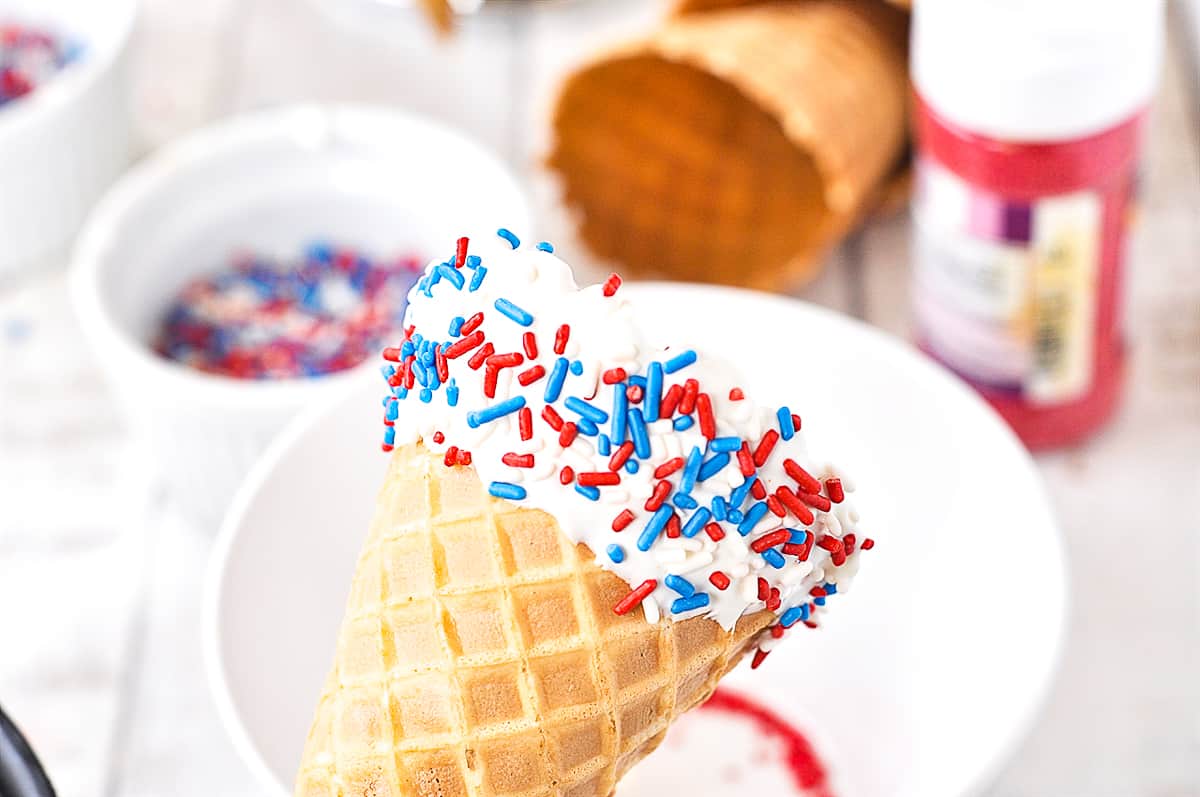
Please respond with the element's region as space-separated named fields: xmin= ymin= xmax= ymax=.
xmin=295 ymin=444 xmax=772 ymax=797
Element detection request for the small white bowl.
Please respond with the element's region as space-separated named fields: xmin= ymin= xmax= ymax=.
xmin=0 ymin=0 xmax=136 ymax=280
xmin=71 ymin=104 xmax=531 ymax=521
xmin=205 ymin=284 xmax=1067 ymax=797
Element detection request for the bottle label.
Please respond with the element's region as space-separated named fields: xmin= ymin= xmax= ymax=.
xmin=913 ymin=157 xmax=1101 ymax=404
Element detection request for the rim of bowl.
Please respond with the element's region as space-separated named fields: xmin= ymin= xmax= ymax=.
xmin=69 ymin=103 xmax=532 ymax=411
xmin=202 ymin=284 xmax=1069 ymax=797
xmin=0 ymin=0 xmax=138 ymax=142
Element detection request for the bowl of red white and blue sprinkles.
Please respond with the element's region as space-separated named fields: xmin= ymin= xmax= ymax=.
xmin=380 ymin=229 xmax=871 ymax=656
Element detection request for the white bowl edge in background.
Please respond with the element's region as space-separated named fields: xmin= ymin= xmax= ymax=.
xmin=0 ymin=0 xmax=137 ymax=280
xmin=70 ymin=104 xmax=532 ymax=523
xmin=203 ymin=283 xmax=1068 ymax=797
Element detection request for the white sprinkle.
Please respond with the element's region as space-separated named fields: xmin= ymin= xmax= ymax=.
xmin=782 ymin=561 xmax=814 ymax=585
xmin=730 ymin=562 xmax=751 ymax=578
xmin=601 ymin=489 xmax=630 ymax=505
xmin=655 ymin=548 xmax=688 ymax=565
xmin=740 ymin=578 xmax=759 ymax=602
xmin=824 ymin=512 xmax=843 ymax=537
xmin=677 ymin=551 xmax=714 ymax=574
xmin=664 ymin=434 xmax=682 ymax=460
xmin=641 ymin=595 xmax=660 ymax=624
xmin=505 ymin=470 xmax=525 ymax=484
xmin=750 ymin=558 xmax=765 ymax=571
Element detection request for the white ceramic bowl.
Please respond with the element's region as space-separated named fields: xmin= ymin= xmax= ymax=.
xmin=0 ymin=0 xmax=136 ymax=280
xmin=205 ymin=284 xmax=1068 ymax=797
xmin=71 ymin=104 xmax=532 ymax=522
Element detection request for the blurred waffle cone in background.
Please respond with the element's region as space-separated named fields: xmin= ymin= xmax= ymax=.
xmin=419 ymin=0 xmax=455 ymax=33
xmin=549 ymin=0 xmax=910 ymax=290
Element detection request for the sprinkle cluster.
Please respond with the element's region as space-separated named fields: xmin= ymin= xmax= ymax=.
xmin=157 ymin=243 xmax=422 ymax=379
xmin=0 ymin=22 xmax=80 ymax=108
xmin=380 ymin=231 xmax=872 ymax=665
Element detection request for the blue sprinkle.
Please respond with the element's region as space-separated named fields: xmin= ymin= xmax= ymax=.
xmin=671 ymin=593 xmax=710 ymax=614
xmin=384 ymin=426 xmax=396 ymax=445
xmin=597 ymin=434 xmax=611 ymax=456
xmin=466 ymin=395 xmax=526 ymax=428
xmin=489 ymin=481 xmax=526 ymax=500
xmin=709 ymin=436 xmax=742 ymax=453
xmin=814 ymin=596 xmax=826 ymax=606
xmin=306 ymin=241 xmax=333 ymax=262
xmin=789 ymin=529 xmax=808 ymax=544
xmin=673 ymin=493 xmax=699 ymax=510
xmin=824 ymin=583 xmax=838 ymax=595
xmin=435 ymin=263 xmax=465 ymax=289
xmin=777 ymin=406 xmax=795 ymax=440
xmin=727 ymin=510 xmax=744 ymax=524
xmin=800 ymin=604 xmax=811 ymax=621
xmin=576 ymin=418 xmax=599 ymax=436
xmin=565 ymin=396 xmax=609 ymax=425
xmin=644 ymin=362 xmax=663 ymax=420
xmin=401 ymin=340 xmax=415 ymax=359
xmin=449 ymin=316 xmax=465 ymax=336
xmin=673 ymin=416 xmax=694 ymax=431
xmin=536 ymin=241 xmax=555 ymax=253
xmin=465 ymin=255 xmax=482 ymax=269
xmin=419 ymin=388 xmax=433 ymax=403
xmin=494 ymin=297 xmax=534 ymax=326
xmin=628 ymin=408 xmax=651 ymax=459
xmin=497 ymin=228 xmax=521 ymax=248
xmin=628 ymin=375 xmax=647 ymax=388
xmin=446 ymin=384 xmax=459 ymax=406
xmin=607 ymin=544 xmax=625 ymax=563
xmin=665 ymin=574 xmax=696 ymax=597
xmin=679 ymin=446 xmax=703 ymax=495
xmin=545 ymin=358 xmax=569 ymax=402
xmin=624 ymin=459 xmax=639 ymax=475
xmin=711 ymin=496 xmax=728 ymax=521
xmin=469 ymin=266 xmax=487 ymax=292
xmin=428 ymin=269 xmax=443 ymax=289
xmin=761 ymin=548 xmax=786 ymax=569
xmin=611 ymin=388 xmax=628 ymax=445
xmin=380 ymin=364 xmax=396 ymax=381
xmin=570 ymin=359 xmax=584 ymax=376
xmin=698 ymin=452 xmax=730 ymax=482
xmin=637 ymin=505 xmax=673 ymax=551
xmin=729 ymin=477 xmax=755 ymax=510
xmin=663 ymin=349 xmax=697 ymax=374
xmin=575 ymin=484 xmax=601 ymax=501
xmin=386 ymin=400 xmax=399 ymax=421
xmin=393 ymin=386 xmax=409 ymax=400
xmin=681 ymin=507 xmax=711 ymax=538
xmin=737 ymin=501 xmax=770 ymax=535
xmin=780 ymin=606 xmax=804 ymax=628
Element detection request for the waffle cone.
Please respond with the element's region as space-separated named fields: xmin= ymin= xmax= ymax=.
xmin=295 ymin=443 xmax=772 ymax=797
xmin=548 ymin=0 xmax=909 ymax=289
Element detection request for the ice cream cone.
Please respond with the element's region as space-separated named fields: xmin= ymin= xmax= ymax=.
xmin=418 ymin=0 xmax=454 ymax=34
xmin=294 ymin=443 xmax=772 ymax=797
xmin=548 ymin=0 xmax=909 ymax=289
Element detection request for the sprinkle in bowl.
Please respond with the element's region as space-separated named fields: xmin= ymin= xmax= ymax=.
xmin=71 ymin=104 xmax=531 ymax=521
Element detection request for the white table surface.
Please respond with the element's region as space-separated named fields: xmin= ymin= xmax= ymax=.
xmin=0 ymin=1 xmax=1197 ymax=796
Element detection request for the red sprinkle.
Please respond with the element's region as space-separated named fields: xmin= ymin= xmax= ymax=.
xmin=861 ymin=538 xmax=876 ymax=550
xmin=665 ymin=513 xmax=682 ymax=538
xmin=803 ymin=620 xmax=819 ymax=629
xmin=737 ymin=443 xmax=755 ymax=477
xmin=697 ymin=393 xmax=716 ymax=439
xmin=553 ymin=324 xmax=570 ymax=355
xmin=517 ymin=364 xmax=546 ymax=386
xmin=831 ymin=551 xmax=847 ymax=567
xmin=602 ymin=273 xmax=622 ymax=297
xmin=460 ymin=311 xmax=484 ymax=335
xmin=522 ymin=331 xmax=538 ymax=359
xmin=750 ymin=529 xmax=791 ymax=553
xmin=700 ymin=522 xmax=724 ymax=542
xmin=542 ymin=405 xmax=564 ymax=431
xmin=825 ymin=478 xmax=845 ymax=503
xmin=766 ymin=589 xmax=782 ymax=612
xmin=502 ymin=453 xmax=534 ymax=468
xmin=797 ymin=491 xmax=833 ymax=512
xmin=612 ymin=509 xmax=635 ymax=531
xmin=608 ymin=441 xmax=635 ymax=471
xmin=757 ymin=577 xmax=770 ymax=601
xmin=770 ymin=625 xmax=785 ymax=639
xmin=626 ymin=384 xmax=644 ymax=403
xmin=487 ymin=352 xmax=523 ymax=369
xmin=783 ymin=543 xmax=806 ymax=555
xmin=809 ymin=586 xmax=827 ymax=597
xmin=578 ymin=471 xmax=620 ymax=487
xmin=443 ymin=446 xmax=459 ymax=467
xmin=381 ymin=443 xmax=394 ymax=452
xmin=483 ymin=365 xmax=499 ymax=398
xmin=751 ymin=649 xmax=770 ymax=669
xmin=816 ymin=535 xmax=843 ymax=553
xmin=753 ymin=430 xmax=779 ymax=467
xmin=602 ymin=368 xmax=627 ymax=384
xmin=432 ymin=431 xmax=444 ymax=444
xmin=783 ymin=459 xmax=823 ymax=494
xmin=518 ymin=408 xmax=532 ymax=441
xmin=766 ymin=495 xmax=786 ymax=517
xmin=645 ymin=480 xmax=672 ymax=511
xmin=679 ymin=379 xmax=699 ymax=415
xmin=729 ymin=387 xmax=744 ymax=401
xmin=654 ymin=457 xmax=685 ymax=479
xmin=709 ymin=571 xmax=731 ymax=590
xmin=458 ymin=449 xmax=471 ymax=466
xmin=382 ymin=347 xmax=402 ymax=362
xmin=454 ymin=236 xmax=469 ymax=268
xmin=776 ymin=486 xmax=816 ymax=526
xmin=750 ymin=479 xmax=767 ymax=500
xmin=613 ymin=579 xmax=657 ymax=615
xmin=444 ymin=330 xmax=484 ymax=359
xmin=792 ymin=413 xmax=802 ymax=430
xmin=559 ymin=466 xmax=575 ymax=485
xmin=467 ymin=341 xmax=495 ymax=370
xmin=435 ymin=346 xmax=448 ymax=383
xmin=559 ymin=422 xmax=578 ymax=447
xmin=659 ymin=384 xmax=683 ymax=419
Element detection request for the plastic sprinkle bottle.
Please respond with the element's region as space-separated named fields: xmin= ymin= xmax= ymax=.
xmin=910 ymin=1 xmax=1163 ymax=448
